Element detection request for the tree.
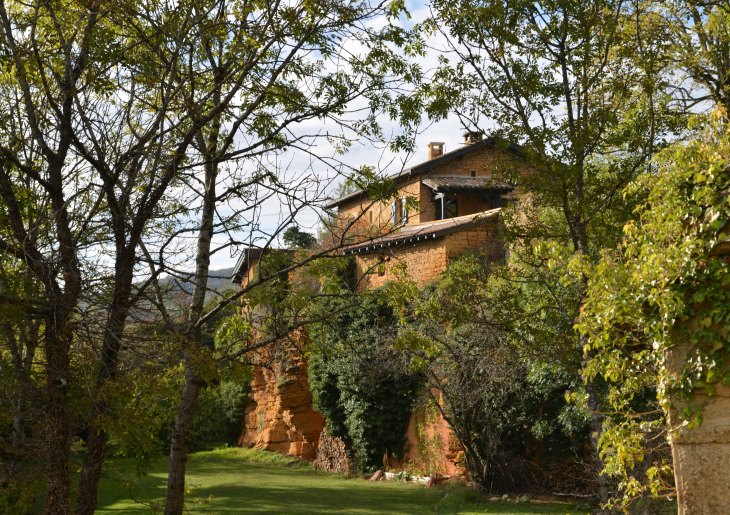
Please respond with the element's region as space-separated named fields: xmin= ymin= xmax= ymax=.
xmin=385 ymin=254 xmax=590 ymax=493
xmin=0 ymin=1 xmax=200 ymax=510
xmin=283 ymin=226 xmax=317 ymax=249
xmin=419 ymin=0 xmax=676 ymax=507
xmin=577 ymin=112 xmax=730 ymax=509
xmin=123 ymin=0 xmax=426 ymax=511
xmin=0 ymin=0 xmax=424 ymax=512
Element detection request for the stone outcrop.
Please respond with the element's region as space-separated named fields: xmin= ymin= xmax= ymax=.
xmin=239 ymin=354 xmax=469 ymax=476
xmin=391 ymin=403 xmax=468 ymax=480
xmin=238 ymin=351 xmax=325 ymax=460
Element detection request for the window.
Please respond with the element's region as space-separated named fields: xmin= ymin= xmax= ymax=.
xmin=391 ymin=198 xmax=407 ymax=226
xmin=445 ymin=196 xmax=458 ymax=218
xmin=471 ymin=171 xmax=476 ymax=177
xmin=435 ymin=194 xmax=458 ymax=219
xmin=377 ymin=255 xmax=386 ymax=277
xmin=369 ymin=210 xmax=373 ymax=224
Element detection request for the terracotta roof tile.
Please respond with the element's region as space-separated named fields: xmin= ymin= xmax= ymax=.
xmin=342 ymin=209 xmax=500 ymax=254
xmin=422 ymin=175 xmax=514 ymax=192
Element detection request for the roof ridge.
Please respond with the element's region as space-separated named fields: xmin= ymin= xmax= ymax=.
xmin=325 ymin=136 xmax=523 ymax=209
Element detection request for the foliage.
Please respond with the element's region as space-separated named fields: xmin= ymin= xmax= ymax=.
xmin=411 ymin=0 xmax=682 ymax=505
xmin=0 ymin=479 xmax=38 ymax=515
xmin=578 ymin=112 xmax=730 ymax=507
xmin=101 ymin=298 xmax=251 ymax=467
xmin=0 ymin=0 xmax=430 ymax=509
xmin=386 ymin=254 xmax=590 ymax=492
xmin=307 ymin=291 xmax=423 ymax=472
xmin=283 ymin=226 xmax=317 ymax=249
xmin=107 ymin=368 xmax=251 ymax=461
xmin=409 ymin=403 xmax=446 ymax=477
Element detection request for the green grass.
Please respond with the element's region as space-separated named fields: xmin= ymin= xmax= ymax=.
xmin=92 ymin=447 xmax=591 ymax=515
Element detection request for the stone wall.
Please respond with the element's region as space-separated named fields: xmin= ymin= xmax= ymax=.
xmin=337 ymin=143 xmax=524 ymax=229
xmin=666 ymin=340 xmax=730 ymax=514
xmin=355 ymin=225 xmax=492 ymax=289
xmin=391 ymin=401 xmax=469 ymax=480
xmin=238 ymin=349 xmax=326 ymax=460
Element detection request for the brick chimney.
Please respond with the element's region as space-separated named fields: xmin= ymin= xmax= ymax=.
xmin=463 ymin=131 xmax=482 ymax=145
xmin=427 ymin=142 xmax=445 ymax=160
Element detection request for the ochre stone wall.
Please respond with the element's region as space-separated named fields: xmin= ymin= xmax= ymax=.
xmin=338 ymin=179 xmax=422 ymax=227
xmin=391 ymin=401 xmax=469 ymax=480
xmin=355 ymin=225 xmax=492 ymax=289
xmin=336 ymin=144 xmax=526 ymax=229
xmin=238 ymin=349 xmax=326 ymax=460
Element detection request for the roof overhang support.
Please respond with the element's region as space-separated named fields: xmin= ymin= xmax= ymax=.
xmin=483 ymin=193 xmax=502 ymax=208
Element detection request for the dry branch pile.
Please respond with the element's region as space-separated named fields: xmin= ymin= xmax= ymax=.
xmin=313 ymin=429 xmax=352 ymax=473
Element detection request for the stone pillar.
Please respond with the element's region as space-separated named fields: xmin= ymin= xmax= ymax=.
xmin=665 ymin=342 xmax=730 ymax=514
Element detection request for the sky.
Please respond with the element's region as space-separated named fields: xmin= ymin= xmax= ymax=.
xmin=207 ymin=0 xmax=469 ymax=272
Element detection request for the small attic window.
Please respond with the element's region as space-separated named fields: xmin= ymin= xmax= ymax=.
xmin=470 ymin=171 xmax=476 ymax=177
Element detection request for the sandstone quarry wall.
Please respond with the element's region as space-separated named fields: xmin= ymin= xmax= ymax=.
xmin=238 ymin=351 xmax=325 ymax=460
xmin=239 ymin=353 xmax=469 ymax=479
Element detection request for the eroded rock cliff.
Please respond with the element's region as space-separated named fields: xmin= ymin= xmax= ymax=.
xmin=238 ymin=351 xmax=325 ymax=460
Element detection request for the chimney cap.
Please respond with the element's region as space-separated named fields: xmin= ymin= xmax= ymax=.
xmin=427 ymin=142 xmax=445 ymax=160
xmin=462 ymin=131 xmax=483 ymax=144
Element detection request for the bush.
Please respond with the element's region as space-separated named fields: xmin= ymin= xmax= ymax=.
xmin=308 ymin=292 xmax=423 ymax=471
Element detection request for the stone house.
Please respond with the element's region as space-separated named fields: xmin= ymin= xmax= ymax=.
xmin=232 ymin=132 xmax=530 ymax=476
xmin=327 ymin=132 xmax=524 ymax=288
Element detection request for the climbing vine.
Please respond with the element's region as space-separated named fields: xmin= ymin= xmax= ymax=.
xmin=410 ymin=402 xmax=446 ymax=476
xmin=578 ymin=111 xmax=730 ymax=506
xmin=307 ymin=291 xmax=423 ymax=472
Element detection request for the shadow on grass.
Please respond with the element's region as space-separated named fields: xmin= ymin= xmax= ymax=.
xmin=94 ymin=450 xmax=588 ymax=515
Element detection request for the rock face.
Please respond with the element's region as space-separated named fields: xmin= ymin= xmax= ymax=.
xmin=238 ymin=350 xmax=325 ymax=460
xmin=391 ymin=403 xmax=469 ymax=480
xmin=239 ymin=355 xmax=469 ymax=477
xmin=237 ymin=347 xmax=468 ymax=477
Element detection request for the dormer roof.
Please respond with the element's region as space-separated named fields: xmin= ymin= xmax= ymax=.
xmin=422 ymin=175 xmax=514 ymax=194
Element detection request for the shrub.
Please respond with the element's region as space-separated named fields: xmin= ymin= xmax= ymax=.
xmin=308 ymin=291 xmax=423 ymax=471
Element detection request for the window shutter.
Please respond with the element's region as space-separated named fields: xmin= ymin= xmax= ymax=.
xmin=401 ymin=197 xmax=408 ymax=224
xmin=391 ymin=200 xmax=397 ymax=225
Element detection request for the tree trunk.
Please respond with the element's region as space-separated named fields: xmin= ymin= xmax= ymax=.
xmin=164 ymin=155 xmax=218 ymax=515
xmin=164 ymin=366 xmax=204 ymax=515
xmin=584 ymin=372 xmax=608 ymax=513
xmin=75 ymin=257 xmax=135 ymax=515
xmin=42 ymin=324 xmax=72 ymax=515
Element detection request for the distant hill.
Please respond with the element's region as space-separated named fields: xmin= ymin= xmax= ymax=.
xmin=206 ymin=267 xmax=236 ymax=292
xmin=159 ymin=267 xmax=237 ymax=297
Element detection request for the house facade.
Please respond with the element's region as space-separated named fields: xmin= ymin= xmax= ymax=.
xmin=328 ymin=132 xmax=524 ymax=288
xmin=232 ymin=132 xmax=530 ymax=476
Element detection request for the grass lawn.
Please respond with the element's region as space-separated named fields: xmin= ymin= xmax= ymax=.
xmin=89 ymin=448 xmax=591 ymax=515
